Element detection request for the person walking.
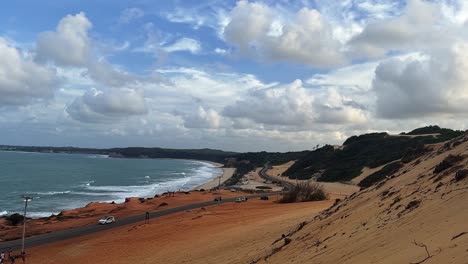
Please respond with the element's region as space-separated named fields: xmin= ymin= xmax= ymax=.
xmin=145 ymin=211 xmax=150 ymax=224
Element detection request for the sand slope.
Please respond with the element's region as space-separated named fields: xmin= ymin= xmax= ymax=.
xmin=253 ymin=133 xmax=468 ymax=264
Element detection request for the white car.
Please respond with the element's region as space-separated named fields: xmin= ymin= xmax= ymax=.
xmin=98 ymin=216 xmax=115 ymax=225
xmin=235 ymin=198 xmax=242 ymax=203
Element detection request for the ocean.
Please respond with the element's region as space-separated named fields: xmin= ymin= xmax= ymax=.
xmin=0 ymin=151 xmax=222 ymax=218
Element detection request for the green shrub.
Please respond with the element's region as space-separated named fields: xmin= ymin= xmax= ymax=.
xmin=279 ymin=182 xmax=327 ymax=203
xmin=434 ymin=155 xmax=464 ymax=173
xmin=358 ymin=161 xmax=403 ymax=188
xmin=5 ymin=213 xmax=24 ymax=226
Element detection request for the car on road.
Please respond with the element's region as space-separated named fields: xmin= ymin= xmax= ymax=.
xmin=98 ymin=216 xmax=115 ymax=225
xmin=235 ymin=197 xmax=242 ymax=203
xmin=260 ymin=195 xmax=269 ymax=200
xmin=214 ymin=196 xmax=222 ymax=202
xmin=241 ymin=197 xmax=248 ymax=202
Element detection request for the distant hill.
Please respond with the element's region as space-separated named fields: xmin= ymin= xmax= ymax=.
xmin=282 ymin=126 xmax=464 ymax=182
xmin=0 ymin=145 xmax=237 ymax=164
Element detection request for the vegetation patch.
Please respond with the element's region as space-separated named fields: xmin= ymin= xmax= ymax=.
xmin=283 ymin=126 xmax=462 ymax=182
xmin=358 ymin=161 xmax=403 ymax=188
xmin=279 ymin=182 xmax=327 ymax=203
xmin=433 ymin=155 xmax=465 ymax=174
xmin=5 ymin=213 xmax=24 ymax=226
xmin=454 ymin=169 xmax=468 ymax=182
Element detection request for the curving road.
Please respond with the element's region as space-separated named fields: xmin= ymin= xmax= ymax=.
xmin=0 ymin=191 xmax=282 ymax=251
xmin=259 ymin=165 xmax=294 ymax=191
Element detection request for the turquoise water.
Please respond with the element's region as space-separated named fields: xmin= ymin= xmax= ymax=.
xmin=0 ymin=151 xmax=221 ymax=218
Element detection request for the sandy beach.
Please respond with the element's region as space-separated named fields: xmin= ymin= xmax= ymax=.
xmin=195 ymin=166 xmax=236 ymax=190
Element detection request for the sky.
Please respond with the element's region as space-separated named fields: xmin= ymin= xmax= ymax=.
xmin=0 ymin=0 xmax=467 ymax=152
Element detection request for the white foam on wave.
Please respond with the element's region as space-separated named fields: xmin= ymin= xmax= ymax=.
xmin=28 ymin=211 xmax=57 ymax=218
xmin=85 ymin=180 xmax=95 ymax=186
xmin=0 ymin=210 xmax=8 ymax=216
xmin=87 ymin=155 xmax=109 ymax=159
xmin=79 ymin=163 xmax=220 ymax=203
xmin=36 ymin=190 xmax=71 ymax=195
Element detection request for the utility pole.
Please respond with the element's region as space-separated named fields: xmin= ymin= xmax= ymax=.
xmin=22 ymin=195 xmax=32 ymax=255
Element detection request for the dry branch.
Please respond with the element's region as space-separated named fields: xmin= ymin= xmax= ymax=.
xmin=409 ymin=240 xmax=433 ymax=264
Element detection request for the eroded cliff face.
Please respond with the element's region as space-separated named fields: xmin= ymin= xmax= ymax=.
xmin=252 ymin=133 xmax=468 ymax=264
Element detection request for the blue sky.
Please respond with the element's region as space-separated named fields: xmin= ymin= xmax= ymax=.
xmin=0 ymin=0 xmax=467 ymax=151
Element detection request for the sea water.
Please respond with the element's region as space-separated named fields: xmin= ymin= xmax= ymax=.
xmin=0 ymin=151 xmax=222 ymax=218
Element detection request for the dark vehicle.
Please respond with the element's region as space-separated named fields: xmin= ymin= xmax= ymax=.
xmin=214 ymin=196 xmax=222 ymax=202
xmin=260 ymin=196 xmax=269 ymax=200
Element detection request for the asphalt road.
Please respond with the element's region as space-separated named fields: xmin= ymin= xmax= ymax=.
xmin=259 ymin=166 xmax=294 ymax=191
xmin=0 ymin=191 xmax=282 ymax=252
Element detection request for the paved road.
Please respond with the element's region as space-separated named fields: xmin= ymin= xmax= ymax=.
xmin=258 ymin=165 xmax=294 ymax=191
xmin=0 ymin=192 xmax=282 ymax=251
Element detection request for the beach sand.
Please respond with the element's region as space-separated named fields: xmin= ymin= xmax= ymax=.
xmin=195 ymin=167 xmax=236 ymax=190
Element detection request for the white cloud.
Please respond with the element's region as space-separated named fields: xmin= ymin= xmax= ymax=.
xmin=163 ymin=37 xmax=201 ymax=54
xmin=119 ymin=8 xmax=144 ymax=24
xmin=223 ymin=1 xmax=345 ymax=67
xmin=36 ymin=12 xmax=92 ymax=66
xmin=348 ymin=0 xmax=451 ymax=58
xmin=0 ymin=38 xmax=58 ymax=105
xmin=223 ymin=79 xmax=367 ymax=129
xmin=163 ymin=8 xmax=206 ymax=29
xmin=214 ymin=48 xmax=227 ymax=54
xmin=66 ymin=88 xmax=148 ymax=123
xmin=182 ymin=105 xmax=221 ymax=129
xmin=85 ymin=59 xmax=140 ymax=87
xmin=373 ymin=41 xmax=468 ymax=119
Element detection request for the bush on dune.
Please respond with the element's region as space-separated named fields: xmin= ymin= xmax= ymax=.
xmin=5 ymin=213 xmax=24 ymax=226
xmin=279 ymin=182 xmax=327 ymax=203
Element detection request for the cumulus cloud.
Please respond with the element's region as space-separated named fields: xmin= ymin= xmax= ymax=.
xmin=36 ymin=12 xmax=92 ymax=66
xmin=348 ymin=0 xmax=449 ymax=58
xmin=0 ymin=38 xmax=58 ymax=105
xmin=85 ymin=59 xmax=141 ymax=87
xmin=36 ymin=12 xmax=143 ymax=88
xmin=66 ymin=88 xmax=147 ymax=123
xmin=373 ymin=41 xmax=468 ymax=119
xmin=223 ymin=80 xmax=366 ymax=129
xmin=224 ymin=1 xmax=345 ymax=67
xmin=182 ymin=106 xmax=221 ymax=129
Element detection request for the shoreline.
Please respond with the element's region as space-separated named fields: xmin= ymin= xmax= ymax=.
xmin=194 ymin=167 xmax=236 ymax=190
xmin=0 ymin=154 xmax=233 ymax=220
